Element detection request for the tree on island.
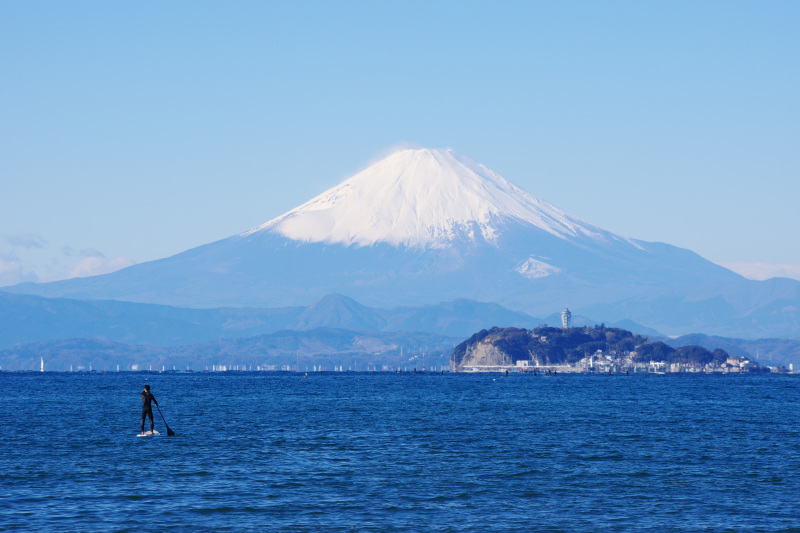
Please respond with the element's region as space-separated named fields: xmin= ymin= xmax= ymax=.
xmin=452 ymin=325 xmax=738 ymax=370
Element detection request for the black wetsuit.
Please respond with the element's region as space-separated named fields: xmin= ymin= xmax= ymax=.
xmin=141 ymin=391 xmax=157 ymax=433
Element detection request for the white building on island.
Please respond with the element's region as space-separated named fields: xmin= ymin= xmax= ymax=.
xmin=561 ymin=307 xmax=571 ymax=329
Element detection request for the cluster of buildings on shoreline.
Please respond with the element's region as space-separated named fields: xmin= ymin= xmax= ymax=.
xmin=460 ymin=351 xmax=793 ymax=374
xmin=457 ymin=307 xmax=793 ymax=374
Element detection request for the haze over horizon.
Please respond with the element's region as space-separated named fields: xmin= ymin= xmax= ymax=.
xmin=2 ymin=2 xmax=799 ymax=287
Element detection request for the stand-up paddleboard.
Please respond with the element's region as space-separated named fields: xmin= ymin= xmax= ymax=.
xmin=137 ymin=430 xmax=160 ymax=437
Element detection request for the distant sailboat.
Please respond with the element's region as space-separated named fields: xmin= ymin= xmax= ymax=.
xmin=40 ymin=357 xmax=44 ymax=372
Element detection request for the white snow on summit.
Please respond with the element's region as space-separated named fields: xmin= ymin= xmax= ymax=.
xmin=515 ymin=257 xmax=562 ymax=280
xmin=247 ymin=148 xmax=629 ymax=249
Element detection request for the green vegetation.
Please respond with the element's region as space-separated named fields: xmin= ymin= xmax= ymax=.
xmin=452 ymin=325 xmax=734 ymax=368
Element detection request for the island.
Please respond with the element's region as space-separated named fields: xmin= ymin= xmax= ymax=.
xmin=451 ymin=325 xmax=770 ymax=373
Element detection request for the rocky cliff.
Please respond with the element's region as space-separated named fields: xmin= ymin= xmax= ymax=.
xmin=450 ymin=328 xmax=521 ymax=371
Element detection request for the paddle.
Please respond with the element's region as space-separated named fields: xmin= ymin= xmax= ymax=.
xmin=155 ymin=404 xmax=176 ymax=436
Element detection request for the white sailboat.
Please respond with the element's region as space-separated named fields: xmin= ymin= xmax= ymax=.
xmin=40 ymin=357 xmax=44 ymax=372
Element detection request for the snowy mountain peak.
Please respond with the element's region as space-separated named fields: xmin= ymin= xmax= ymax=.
xmin=247 ymin=148 xmax=623 ymax=249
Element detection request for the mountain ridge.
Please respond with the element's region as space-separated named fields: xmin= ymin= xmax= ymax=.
xmin=0 ymin=290 xmax=556 ymax=349
xmin=0 ymin=328 xmax=459 ymax=372
xmin=5 ymin=147 xmax=798 ymax=338
xmin=246 ymin=148 xmax=632 ymax=249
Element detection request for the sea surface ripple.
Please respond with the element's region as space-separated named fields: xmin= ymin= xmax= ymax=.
xmin=1 ymin=372 xmax=798 ymax=532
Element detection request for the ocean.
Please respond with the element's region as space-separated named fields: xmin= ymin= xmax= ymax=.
xmin=1 ymin=371 xmax=798 ymax=532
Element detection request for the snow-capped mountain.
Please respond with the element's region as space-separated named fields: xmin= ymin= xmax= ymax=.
xmin=6 ymin=147 xmax=799 ymax=337
xmin=249 ymin=148 xmax=632 ymax=249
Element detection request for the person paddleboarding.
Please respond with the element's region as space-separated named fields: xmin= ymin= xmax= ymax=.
xmin=140 ymin=384 xmax=159 ymax=436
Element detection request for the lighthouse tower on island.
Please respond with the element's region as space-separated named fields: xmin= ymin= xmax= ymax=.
xmin=561 ymin=307 xmax=572 ymax=329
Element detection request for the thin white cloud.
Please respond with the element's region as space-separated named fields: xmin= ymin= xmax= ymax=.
xmin=720 ymin=262 xmax=800 ymax=282
xmin=4 ymin=233 xmax=46 ymax=249
xmin=78 ymin=248 xmax=105 ymax=258
xmin=0 ymin=257 xmax=39 ymax=287
xmin=66 ymin=256 xmax=135 ymax=279
xmin=2 ymin=235 xmax=137 ymax=284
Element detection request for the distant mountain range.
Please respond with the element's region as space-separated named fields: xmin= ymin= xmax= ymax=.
xmin=0 ymin=290 xmax=548 ymax=350
xmin=2 ymin=290 xmax=797 ymax=372
xmin=0 ymin=329 xmax=459 ymax=373
xmin=1 ymin=290 xmax=656 ymax=351
xmin=665 ymin=333 xmax=799 ymax=368
xmin=5 ymin=148 xmax=800 ymax=338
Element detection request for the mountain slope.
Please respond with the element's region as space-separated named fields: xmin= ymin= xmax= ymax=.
xmin=0 ymin=290 xmax=304 ymax=348
xmin=249 ymin=148 xmax=629 ymax=248
xmin=7 ymin=147 xmax=797 ymax=337
xmin=0 ymin=290 xmax=548 ymax=350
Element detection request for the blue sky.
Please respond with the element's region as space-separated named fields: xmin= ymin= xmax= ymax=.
xmin=2 ymin=1 xmax=799 ymax=285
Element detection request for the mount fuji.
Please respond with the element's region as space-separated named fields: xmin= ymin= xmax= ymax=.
xmin=7 ymin=148 xmax=800 ymax=337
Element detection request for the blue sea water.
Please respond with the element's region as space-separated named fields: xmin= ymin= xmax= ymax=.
xmin=1 ymin=371 xmax=799 ymax=532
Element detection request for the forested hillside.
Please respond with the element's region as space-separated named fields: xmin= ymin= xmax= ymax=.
xmin=452 ymin=325 xmax=735 ymax=368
